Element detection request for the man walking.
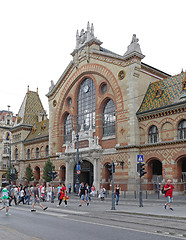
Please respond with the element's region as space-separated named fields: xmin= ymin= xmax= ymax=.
xmin=164 ymin=179 xmax=174 ymax=211
xmin=78 ymin=182 xmax=89 ymax=207
xmin=31 ymin=184 xmax=48 ymax=212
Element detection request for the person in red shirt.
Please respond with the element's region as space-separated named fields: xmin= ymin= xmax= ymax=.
xmin=57 ymin=184 xmax=67 ymax=207
xmin=164 ymin=179 xmax=174 ymax=211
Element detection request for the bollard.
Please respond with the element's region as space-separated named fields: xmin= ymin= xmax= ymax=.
xmin=157 ymin=190 xmax=160 ymax=199
xmin=146 ymin=191 xmax=148 ymax=199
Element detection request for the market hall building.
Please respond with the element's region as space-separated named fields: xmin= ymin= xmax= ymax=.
xmin=46 ymin=22 xmax=186 ymax=192
xmin=9 ymin=23 xmax=186 ymax=192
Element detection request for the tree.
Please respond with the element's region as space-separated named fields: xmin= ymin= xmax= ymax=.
xmin=24 ymin=163 xmax=34 ymax=183
xmin=42 ymin=158 xmax=54 ymax=182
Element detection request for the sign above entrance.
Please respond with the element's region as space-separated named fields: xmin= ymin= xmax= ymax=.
xmin=137 ymin=154 xmax=144 ymax=162
xmin=77 ymin=164 xmax=81 ymax=171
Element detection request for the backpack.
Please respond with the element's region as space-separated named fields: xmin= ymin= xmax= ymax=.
xmin=161 ymin=185 xmax=167 ymax=194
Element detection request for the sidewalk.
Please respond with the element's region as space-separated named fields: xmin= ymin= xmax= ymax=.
xmin=36 ymin=194 xmax=186 ymax=220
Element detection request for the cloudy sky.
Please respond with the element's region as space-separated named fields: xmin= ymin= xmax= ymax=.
xmin=0 ymin=0 xmax=185 ymax=115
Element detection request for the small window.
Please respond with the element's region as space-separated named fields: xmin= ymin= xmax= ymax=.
xmin=46 ymin=145 xmax=49 ymax=157
xmin=101 ymin=83 xmax=107 ymax=94
xmin=36 ymin=147 xmax=40 ymax=158
xmin=64 ymin=114 xmax=72 ymax=143
xmin=178 ymin=120 xmax=186 ymax=140
xmin=27 ymin=149 xmax=31 ymax=160
xmin=148 ymin=125 xmax=159 ymax=143
xmin=15 ymin=148 xmax=18 ymax=160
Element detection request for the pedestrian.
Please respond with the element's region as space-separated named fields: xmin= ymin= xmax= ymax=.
xmin=68 ymin=183 xmax=71 ymax=194
xmin=57 ymin=184 xmax=61 ymax=200
xmin=46 ymin=184 xmax=52 ymax=202
xmin=40 ymin=185 xmax=46 ymax=202
xmin=0 ymin=184 xmax=10 ymax=216
xmin=91 ymin=185 xmax=96 ymax=197
xmin=78 ymin=182 xmax=89 ymax=207
xmin=18 ymin=187 xmax=25 ymax=204
xmin=57 ymin=183 xmax=67 ymax=207
xmin=31 ymin=184 xmax=48 ymax=212
xmin=85 ymin=183 xmax=91 ymax=202
xmin=164 ymin=179 xmax=174 ymax=211
xmin=25 ymin=186 xmax=31 ymax=205
xmin=99 ymin=186 xmax=106 ymax=201
xmin=115 ymin=184 xmax=121 ymax=205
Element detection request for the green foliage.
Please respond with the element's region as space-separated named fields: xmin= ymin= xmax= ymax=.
xmin=42 ymin=158 xmax=54 ymax=182
xmin=24 ymin=163 xmax=34 ymax=183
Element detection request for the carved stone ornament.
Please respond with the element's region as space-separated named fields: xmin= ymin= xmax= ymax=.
xmin=118 ymin=70 xmax=125 ymax=80
xmin=53 ymin=100 xmax=57 ymax=107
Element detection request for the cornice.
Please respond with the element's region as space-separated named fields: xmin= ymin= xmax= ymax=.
xmin=137 ymin=103 xmax=186 ymax=122
xmin=115 ymin=139 xmax=186 ymax=150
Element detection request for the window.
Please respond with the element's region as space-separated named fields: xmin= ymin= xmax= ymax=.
xmin=36 ymin=147 xmax=39 ymax=158
xmin=78 ymin=78 xmax=95 ymax=131
xmin=102 ymin=99 xmax=115 ymax=137
xmin=178 ymin=120 xmax=186 ymax=140
xmin=15 ymin=148 xmax=18 ymax=160
xmin=46 ymin=145 xmax=49 ymax=157
xmin=149 ymin=125 xmax=159 ymax=143
xmin=64 ymin=114 xmax=72 ymax=143
xmin=27 ymin=149 xmax=31 ymax=159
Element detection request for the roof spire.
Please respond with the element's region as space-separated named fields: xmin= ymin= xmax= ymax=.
xmin=27 ymin=85 xmax=29 ymax=93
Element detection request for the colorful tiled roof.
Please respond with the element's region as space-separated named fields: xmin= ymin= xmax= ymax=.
xmin=137 ymin=72 xmax=186 ymax=114
xmin=15 ymin=91 xmax=46 ymax=126
xmin=24 ymin=119 xmax=49 ymax=142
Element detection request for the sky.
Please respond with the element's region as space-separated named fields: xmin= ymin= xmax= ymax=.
xmin=0 ymin=0 xmax=186 ymax=116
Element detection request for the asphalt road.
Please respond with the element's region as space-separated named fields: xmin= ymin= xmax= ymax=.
xmin=0 ymin=197 xmax=186 ymax=240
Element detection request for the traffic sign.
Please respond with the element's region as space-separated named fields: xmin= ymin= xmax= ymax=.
xmin=77 ymin=170 xmax=81 ymax=175
xmin=137 ymin=154 xmax=144 ymax=162
xmin=76 ymin=164 xmax=81 ymax=171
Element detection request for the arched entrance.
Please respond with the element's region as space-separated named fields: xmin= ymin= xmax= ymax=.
xmin=147 ymin=159 xmax=162 ymax=190
xmin=74 ymin=160 xmax=93 ymax=187
xmin=177 ymin=156 xmax=186 ymax=191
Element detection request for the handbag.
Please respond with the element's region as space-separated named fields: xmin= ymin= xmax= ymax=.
xmin=65 ymin=195 xmax=69 ymax=200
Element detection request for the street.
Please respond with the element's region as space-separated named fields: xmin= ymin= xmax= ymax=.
xmin=0 ymin=195 xmax=186 ymax=240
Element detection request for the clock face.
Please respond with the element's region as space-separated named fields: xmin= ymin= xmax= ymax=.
xmin=83 ymin=85 xmax=89 ymax=93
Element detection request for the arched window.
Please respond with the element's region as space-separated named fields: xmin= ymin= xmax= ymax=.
xmin=78 ymin=78 xmax=95 ymax=131
xmin=178 ymin=119 xmax=186 ymax=139
xmin=36 ymin=147 xmax=39 ymax=158
xmin=15 ymin=148 xmax=18 ymax=160
xmin=45 ymin=145 xmax=49 ymax=157
xmin=27 ymin=149 xmax=31 ymax=160
xmin=64 ymin=114 xmax=72 ymax=143
xmin=149 ymin=125 xmax=159 ymax=143
xmin=102 ymin=99 xmax=115 ymax=137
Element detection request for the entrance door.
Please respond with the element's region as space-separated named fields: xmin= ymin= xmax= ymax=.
xmin=74 ymin=160 xmax=93 ymax=187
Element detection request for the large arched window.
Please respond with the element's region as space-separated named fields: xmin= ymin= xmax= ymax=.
xmin=102 ymin=99 xmax=115 ymax=137
xmin=178 ymin=119 xmax=186 ymax=139
xmin=64 ymin=114 xmax=72 ymax=143
xmin=148 ymin=125 xmax=159 ymax=143
xmin=78 ymin=78 xmax=95 ymax=131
